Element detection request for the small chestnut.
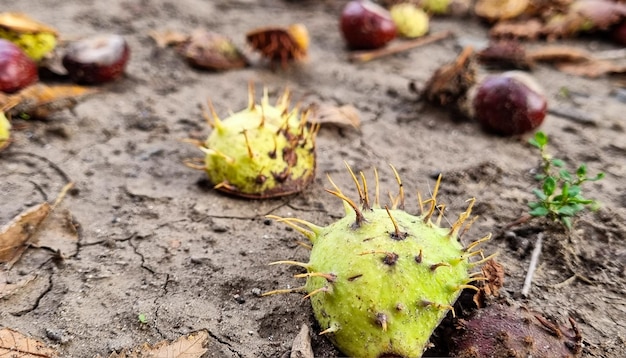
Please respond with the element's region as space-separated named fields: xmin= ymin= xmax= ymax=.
xmin=62 ymin=34 xmax=130 ymax=84
xmin=0 ymin=38 xmax=38 ymax=93
xmin=472 ymin=71 xmax=547 ymax=135
xmin=340 ymin=0 xmax=397 ymax=50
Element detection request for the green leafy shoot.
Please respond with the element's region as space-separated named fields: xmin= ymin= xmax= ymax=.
xmin=528 ymin=131 xmax=604 ymax=230
xmin=138 ymin=313 xmax=148 ymax=324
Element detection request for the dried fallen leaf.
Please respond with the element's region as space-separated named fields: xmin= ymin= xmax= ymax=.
xmin=307 ymin=103 xmax=361 ymax=129
xmin=105 ymin=330 xmax=209 ymax=358
xmin=489 ymin=18 xmax=543 ymax=40
xmin=179 ymin=29 xmax=248 ymax=71
xmin=0 ymin=12 xmax=57 ymax=35
xmin=0 ymin=182 xmax=73 ymax=265
xmin=0 ymin=202 xmax=51 ymax=263
xmin=557 ymin=59 xmax=626 ymax=78
xmin=0 ymin=327 xmax=58 ymax=357
xmin=474 ymin=0 xmax=529 ymax=22
xmin=32 ymin=208 xmax=79 ymax=257
xmin=1 ymin=84 xmax=96 ymax=119
xmin=526 ymin=45 xmax=592 ymax=63
xmin=148 ymin=29 xmax=189 ymax=48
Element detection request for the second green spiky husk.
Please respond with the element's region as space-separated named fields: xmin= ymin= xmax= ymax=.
xmin=268 ymin=165 xmax=490 ymax=357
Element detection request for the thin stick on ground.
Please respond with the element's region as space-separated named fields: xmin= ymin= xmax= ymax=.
xmin=348 ymin=31 xmax=453 ymax=63
xmin=522 ymin=232 xmax=543 ymax=297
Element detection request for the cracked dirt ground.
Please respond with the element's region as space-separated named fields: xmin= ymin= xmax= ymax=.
xmin=1 ymin=0 xmax=626 ymax=357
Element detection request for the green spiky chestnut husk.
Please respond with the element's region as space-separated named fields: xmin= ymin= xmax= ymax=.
xmin=0 ymin=112 xmax=11 ymax=151
xmin=0 ymin=29 xmax=56 ymax=61
xmin=199 ymin=85 xmax=317 ymax=198
xmin=268 ymin=165 xmax=490 ymax=357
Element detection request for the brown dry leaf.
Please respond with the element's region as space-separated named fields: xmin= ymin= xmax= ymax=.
xmin=148 ymin=29 xmax=189 ymax=48
xmin=0 ymin=327 xmax=58 ymax=357
xmin=474 ymin=0 xmax=530 ymax=22
xmin=1 ymin=84 xmax=97 ymax=119
xmin=0 ymin=202 xmax=51 ymax=263
xmin=106 ymin=330 xmax=209 ymax=358
xmin=557 ymin=59 xmax=626 ymax=78
xmin=0 ymin=12 xmax=57 ymax=34
xmin=32 ymin=208 xmax=79 ymax=257
xmin=489 ymin=18 xmax=544 ymax=40
xmin=527 ymin=45 xmax=592 ymax=63
xmin=307 ymin=103 xmax=361 ymax=129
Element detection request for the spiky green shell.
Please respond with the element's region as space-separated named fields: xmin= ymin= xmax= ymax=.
xmin=306 ymin=208 xmax=469 ymax=357
xmin=0 ymin=29 xmax=56 ymax=61
xmin=268 ymin=168 xmax=488 ymax=357
xmin=203 ymin=90 xmax=316 ymax=198
xmin=0 ymin=112 xmax=11 ymax=151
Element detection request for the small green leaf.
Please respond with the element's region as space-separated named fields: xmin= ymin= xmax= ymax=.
xmin=589 ymin=172 xmax=605 ymax=181
xmin=552 ymin=159 xmax=565 ymax=167
xmin=531 ymin=131 xmax=548 ymax=148
xmin=530 ymin=206 xmax=550 ymax=217
xmin=543 ymin=177 xmax=557 ymax=196
xmin=532 ymin=188 xmax=547 ymax=200
xmin=576 ymin=164 xmax=587 ymax=177
xmin=568 ymin=185 xmax=581 ymax=197
xmin=138 ymin=313 xmax=147 ymax=324
xmin=557 ymin=205 xmax=578 ymax=216
xmin=559 ymin=169 xmax=572 ymax=182
xmin=560 ymin=216 xmax=573 ymax=230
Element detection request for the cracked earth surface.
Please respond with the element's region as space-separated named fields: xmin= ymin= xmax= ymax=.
xmin=1 ymin=0 xmax=626 ymax=357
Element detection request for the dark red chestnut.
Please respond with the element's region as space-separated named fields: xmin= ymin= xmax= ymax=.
xmin=62 ymin=34 xmax=130 ymax=84
xmin=0 ymin=39 xmax=38 ymax=93
xmin=340 ymin=0 xmax=397 ymax=50
xmin=611 ymin=21 xmax=626 ymax=46
xmin=472 ymin=71 xmax=547 ymax=136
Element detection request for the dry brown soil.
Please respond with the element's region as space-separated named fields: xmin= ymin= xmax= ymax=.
xmin=1 ymin=0 xmax=625 ymax=357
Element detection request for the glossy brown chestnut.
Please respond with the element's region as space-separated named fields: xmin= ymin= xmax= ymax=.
xmin=0 ymin=39 xmax=38 ymax=93
xmin=340 ymin=0 xmax=397 ymax=50
xmin=473 ymin=71 xmax=547 ymax=136
xmin=62 ymin=34 xmax=130 ymax=84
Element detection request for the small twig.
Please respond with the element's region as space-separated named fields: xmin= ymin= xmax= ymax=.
xmin=522 ymin=232 xmax=543 ymax=297
xmin=348 ymin=31 xmax=453 ymax=63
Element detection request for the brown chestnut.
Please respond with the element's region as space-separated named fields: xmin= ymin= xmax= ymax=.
xmin=472 ymin=71 xmax=547 ymax=135
xmin=62 ymin=34 xmax=130 ymax=84
xmin=0 ymin=39 xmax=38 ymax=93
xmin=340 ymin=0 xmax=397 ymax=50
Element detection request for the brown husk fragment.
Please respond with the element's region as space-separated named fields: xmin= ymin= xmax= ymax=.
xmin=179 ymin=29 xmax=248 ymax=71
xmin=420 ymin=46 xmax=476 ymax=107
xmin=450 ymin=303 xmax=583 ymax=358
xmin=246 ymin=24 xmax=308 ymax=67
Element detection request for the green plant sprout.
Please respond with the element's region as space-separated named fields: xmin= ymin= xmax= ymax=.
xmin=138 ymin=313 xmax=148 ymax=325
xmin=528 ymin=131 xmax=604 ymax=230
